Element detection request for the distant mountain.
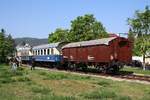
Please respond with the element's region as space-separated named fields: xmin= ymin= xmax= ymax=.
xmin=14 ymin=37 xmax=48 ymax=46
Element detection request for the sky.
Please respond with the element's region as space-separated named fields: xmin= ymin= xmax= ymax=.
xmin=0 ymin=0 xmax=149 ymax=38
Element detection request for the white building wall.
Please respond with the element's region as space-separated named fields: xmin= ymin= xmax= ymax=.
xmin=132 ymin=56 xmax=150 ymax=65
xmin=29 ymin=50 xmax=33 ymax=56
xmin=132 ymin=56 xmax=143 ymax=62
xmin=145 ymin=58 xmax=150 ymax=65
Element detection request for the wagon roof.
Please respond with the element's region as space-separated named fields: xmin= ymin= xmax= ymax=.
xmin=32 ymin=42 xmax=60 ymax=50
xmin=62 ymin=37 xmax=117 ymax=48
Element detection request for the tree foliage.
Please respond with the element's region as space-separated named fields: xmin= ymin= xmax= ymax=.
xmin=128 ymin=6 xmax=150 ymax=36
xmin=128 ymin=28 xmax=135 ymax=43
xmin=133 ymin=35 xmax=150 ymax=56
xmin=128 ymin=6 xmax=150 ymax=69
xmin=69 ymin=14 xmax=108 ymax=42
xmin=0 ymin=29 xmax=15 ymax=63
xmin=48 ymin=14 xmax=108 ymax=43
xmin=48 ymin=28 xmax=69 ymax=43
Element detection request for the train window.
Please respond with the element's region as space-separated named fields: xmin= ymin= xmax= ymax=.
xmin=51 ymin=48 xmax=54 ymax=55
xmin=44 ymin=49 xmax=46 ymax=55
xmin=39 ymin=50 xmax=40 ymax=55
xmin=47 ymin=49 xmax=50 ymax=55
xmin=118 ymin=41 xmax=128 ymax=47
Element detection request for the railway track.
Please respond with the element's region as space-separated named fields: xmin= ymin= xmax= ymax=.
xmin=115 ymin=74 xmax=150 ymax=82
xmin=22 ymin=64 xmax=150 ymax=83
xmin=74 ymin=70 xmax=150 ymax=83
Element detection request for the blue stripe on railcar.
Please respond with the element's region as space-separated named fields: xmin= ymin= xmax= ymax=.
xmin=33 ymin=55 xmax=62 ymax=62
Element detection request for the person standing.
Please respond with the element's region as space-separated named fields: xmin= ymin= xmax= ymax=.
xmin=11 ymin=57 xmax=17 ymax=73
xmin=16 ymin=56 xmax=21 ymax=67
xmin=9 ymin=57 xmax=13 ymax=67
xmin=31 ymin=57 xmax=35 ymax=70
xmin=16 ymin=56 xmax=20 ymax=67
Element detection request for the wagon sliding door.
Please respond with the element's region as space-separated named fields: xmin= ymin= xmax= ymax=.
xmin=69 ymin=48 xmax=77 ymax=62
xmin=77 ymin=47 xmax=87 ymax=63
xmin=87 ymin=46 xmax=96 ymax=62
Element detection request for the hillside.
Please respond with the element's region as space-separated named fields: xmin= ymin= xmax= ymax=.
xmin=14 ymin=37 xmax=48 ymax=46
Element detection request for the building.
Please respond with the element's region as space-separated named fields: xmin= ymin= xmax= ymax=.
xmin=16 ymin=43 xmax=32 ymax=57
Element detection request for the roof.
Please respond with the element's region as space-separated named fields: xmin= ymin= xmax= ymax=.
xmin=32 ymin=42 xmax=60 ymax=50
xmin=16 ymin=43 xmax=31 ymax=51
xmin=62 ymin=37 xmax=117 ymax=49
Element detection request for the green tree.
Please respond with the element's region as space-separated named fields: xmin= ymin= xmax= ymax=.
xmin=48 ymin=28 xmax=69 ymax=43
xmin=0 ymin=29 xmax=6 ymax=63
xmin=69 ymin=14 xmax=108 ymax=42
xmin=128 ymin=6 xmax=150 ymax=70
xmin=48 ymin=14 xmax=108 ymax=43
xmin=128 ymin=28 xmax=135 ymax=43
xmin=5 ymin=34 xmax=15 ymax=56
xmin=0 ymin=29 xmax=15 ymax=63
xmin=128 ymin=28 xmax=136 ymax=55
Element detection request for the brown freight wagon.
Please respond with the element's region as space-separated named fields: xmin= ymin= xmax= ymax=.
xmin=62 ymin=37 xmax=132 ymax=72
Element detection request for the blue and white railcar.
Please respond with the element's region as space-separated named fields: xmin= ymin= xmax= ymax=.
xmin=32 ymin=42 xmax=65 ymax=64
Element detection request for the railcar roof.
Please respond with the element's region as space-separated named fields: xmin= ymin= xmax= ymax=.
xmin=62 ymin=37 xmax=117 ymax=48
xmin=32 ymin=42 xmax=60 ymax=50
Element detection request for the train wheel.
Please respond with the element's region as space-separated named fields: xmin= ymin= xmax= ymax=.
xmin=55 ymin=62 xmax=61 ymax=69
xmin=70 ymin=63 xmax=74 ymax=70
xmin=72 ymin=64 xmax=77 ymax=71
xmin=62 ymin=62 xmax=68 ymax=70
xmin=67 ymin=62 xmax=72 ymax=70
xmin=112 ymin=65 xmax=120 ymax=74
xmin=102 ymin=67 xmax=108 ymax=73
xmin=81 ymin=63 xmax=87 ymax=72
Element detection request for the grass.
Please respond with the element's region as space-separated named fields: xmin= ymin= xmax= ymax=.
xmin=38 ymin=70 xmax=91 ymax=80
xmin=0 ymin=64 xmax=150 ymax=100
xmin=81 ymin=89 xmax=117 ymax=99
xmin=121 ymin=66 xmax=150 ymax=75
